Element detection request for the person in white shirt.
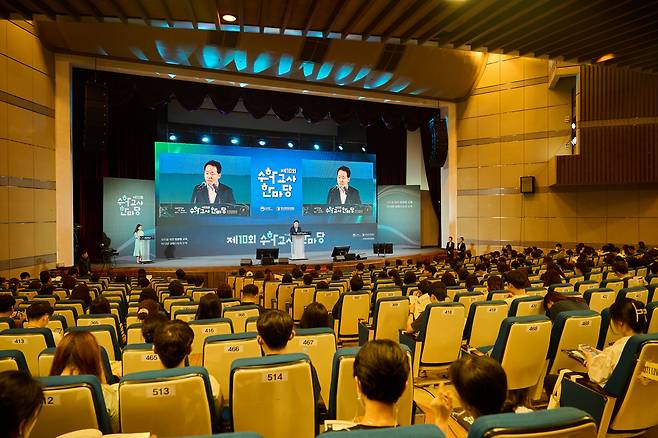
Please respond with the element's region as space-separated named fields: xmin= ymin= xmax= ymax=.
xmin=152 ymin=320 xmax=223 ymax=410
xmin=25 ymin=302 xmax=62 ymax=345
xmin=584 ymin=297 xmax=648 ymax=384
xmin=503 ymin=270 xmax=528 ymax=305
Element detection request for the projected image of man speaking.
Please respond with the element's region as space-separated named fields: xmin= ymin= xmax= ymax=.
xmin=191 ymin=160 xmax=236 ymax=204
xmin=327 ymin=165 xmax=362 ymax=205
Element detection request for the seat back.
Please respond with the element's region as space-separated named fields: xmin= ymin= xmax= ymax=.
xmin=203 ymin=332 xmax=262 ymax=403
xmin=487 ymin=290 xmax=510 ymax=301
xmin=467 ymin=407 xmax=596 ymax=438
xmin=419 ymin=303 xmax=466 ymax=366
xmin=583 ymin=288 xmax=616 ymax=314
xmin=491 ymin=316 xmax=552 ymax=390
xmin=547 ymin=310 xmax=601 ymax=374
xmin=245 ymin=316 xmax=258 ymax=333
xmin=508 ymin=295 xmax=544 ymax=317
xmin=275 ymin=283 xmax=295 ymax=311
xmin=0 ymin=317 xmax=13 ymax=332
xmin=46 ymin=314 xmax=67 ymax=339
xmin=446 ymin=286 xmax=467 ymax=301
xmin=374 ymin=287 xmax=403 ymax=302
xmin=53 ymin=306 xmax=78 ymax=328
xmin=524 ymin=287 xmax=547 ymax=297
xmin=328 ymin=346 xmax=414 ymax=426
xmin=224 ymin=305 xmax=260 ymax=334
xmin=289 ymin=328 xmax=337 ymax=404
xmin=648 ymin=301 xmax=658 ymax=334
xmin=337 ymin=292 xmax=370 ymax=339
xmin=31 ymin=375 xmax=112 ymax=438
xmin=601 ymin=278 xmax=624 ymax=293
xmin=314 ymin=289 xmax=340 ymax=312
xmin=604 ymin=334 xmax=658 ymax=433
xmin=33 ymin=295 xmax=57 ymax=307
xmin=67 ymin=325 xmax=121 ymax=360
xmin=77 ymin=314 xmax=121 ymax=340
xmin=0 ymin=328 xmax=54 ymax=375
xmin=126 ymin=323 xmax=144 ymax=344
xmin=548 ymin=283 xmax=575 ymax=294
xmin=454 ymin=292 xmax=485 ymax=315
xmin=170 ymin=302 xmax=199 ymax=320
xmin=371 ymin=297 xmax=409 ymax=342
xmin=220 ymin=298 xmax=242 ymax=315
xmin=575 ymin=280 xmax=599 ymax=293
xmin=57 ymin=300 xmax=85 ymax=317
xmin=618 ymin=286 xmax=649 ymax=305
xmin=231 ymin=354 xmax=316 ymax=438
xmin=292 ymin=286 xmax=316 ymax=322
xmin=0 ymin=349 xmax=28 ymax=373
xmin=323 ymin=424 xmax=441 ymax=438
xmin=120 ymin=367 xmax=215 ymax=436
xmin=263 ymin=281 xmax=281 ymax=309
xmin=188 ymin=318 xmax=233 ymax=357
xmin=463 ymin=301 xmax=508 ymax=348
xmin=122 ymin=343 xmax=165 ymax=374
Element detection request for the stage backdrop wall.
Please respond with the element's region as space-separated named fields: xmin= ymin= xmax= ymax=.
xmin=103 ymin=178 xmax=155 ymax=258
xmin=377 ymin=185 xmax=421 ymax=249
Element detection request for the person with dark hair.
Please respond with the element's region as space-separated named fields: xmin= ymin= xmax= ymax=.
xmin=195 ymin=293 xmax=222 ymax=320
xmin=0 ymin=294 xmax=25 ymax=326
xmin=609 ymin=261 xmax=630 ymax=281
xmin=19 ymin=271 xmax=31 ymax=281
xmin=300 ymin=302 xmax=331 ymax=329
xmin=89 ymin=296 xmax=111 ymax=315
xmin=331 ymin=275 xmax=365 ymax=319
xmin=457 ymin=237 xmax=466 ymax=259
xmin=216 ymin=283 xmax=233 ymax=299
xmin=49 ymin=331 xmax=118 ymax=428
xmin=431 ymin=355 xmax=509 ymax=435
xmin=0 ymin=370 xmax=44 ymax=438
xmin=25 ymin=302 xmax=61 ymax=344
xmin=138 ymin=287 xmax=158 ymax=303
xmin=62 ymin=275 xmax=77 ymax=293
xmin=440 ymin=272 xmax=457 ymax=287
xmin=39 ymin=270 xmax=51 ymax=286
xmin=302 ymin=273 xmax=313 ymax=286
xmin=355 ymin=262 xmax=365 ymax=273
xmin=289 ymin=219 xmax=302 ymax=236
xmin=70 ymin=283 xmax=92 ymax=309
xmin=27 ymin=279 xmax=41 ymax=291
xmin=137 ymin=299 xmax=159 ymax=322
xmin=425 ymin=265 xmax=437 ymax=278
xmin=541 ymin=269 xmax=564 ymax=288
xmin=339 ymin=339 xmax=410 ymax=429
xmin=78 ymin=250 xmax=92 ymax=277
xmin=327 ymin=165 xmax=362 ymax=205
xmin=137 ymin=276 xmax=151 ymax=289
xmin=175 ymin=268 xmax=186 ymax=280
xmin=316 ymin=280 xmax=329 ymax=290
xmin=403 ymin=270 xmax=417 ymax=286
xmin=503 ymin=270 xmax=528 ymax=304
xmin=407 ymin=281 xmax=448 ymax=333
xmin=465 ymin=273 xmax=480 ymax=291
xmin=543 ymin=290 xmax=589 ymax=322
xmin=152 ymin=320 xmax=222 ymax=405
xmin=281 ymin=273 xmax=293 ymax=284
xmin=241 ymin=284 xmax=266 ymax=314
xmin=191 ymin=159 xmax=235 ymax=204
xmin=168 ymin=279 xmax=185 ymax=297
xmin=256 ymin=310 xmax=322 ymax=404
xmin=446 ymin=236 xmax=455 ymax=259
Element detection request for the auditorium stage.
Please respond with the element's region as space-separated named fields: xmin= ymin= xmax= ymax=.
xmin=100 ymin=247 xmax=444 ymax=274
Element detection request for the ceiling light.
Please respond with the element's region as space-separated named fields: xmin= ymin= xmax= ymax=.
xmin=595 ymin=53 xmax=615 ymax=63
xmin=222 ymin=14 xmax=237 ymax=22
xmin=361 ymin=146 xmax=367 ymax=152
xmin=287 ymin=142 xmax=294 ymax=148
xmin=201 ymin=135 xmax=210 ymax=143
xmin=338 ymin=145 xmax=344 ymax=151
xmin=230 ymin=137 xmax=239 ymax=145
xmin=258 ymin=139 xmax=266 ymax=146
xmin=168 ymin=134 xmax=177 ymax=141
xmin=313 ymin=144 xmax=320 ymax=150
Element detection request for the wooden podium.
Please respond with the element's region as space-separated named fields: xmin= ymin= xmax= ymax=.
xmin=290 ymin=232 xmax=310 ymax=260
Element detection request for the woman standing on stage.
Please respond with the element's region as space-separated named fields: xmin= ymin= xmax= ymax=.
xmin=133 ymin=224 xmax=144 ymax=264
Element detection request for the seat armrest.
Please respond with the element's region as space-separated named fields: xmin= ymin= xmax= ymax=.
xmin=561 ymin=375 xmax=613 ymax=429
xmin=460 ymin=344 xmax=486 ymax=357
xmin=358 ymin=321 xmax=372 ymax=346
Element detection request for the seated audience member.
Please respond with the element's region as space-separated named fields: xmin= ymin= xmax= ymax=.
xmin=138 ymin=286 xmax=158 ymax=303
xmin=90 ymin=296 xmax=126 ymax=343
xmin=300 ymin=302 xmax=331 ymax=329
xmin=402 ymin=271 xmax=417 ymax=293
xmin=20 ymin=271 xmax=31 ymax=281
xmin=332 ymin=276 xmax=364 ymax=319
xmin=62 ymin=275 xmax=77 ymax=294
xmin=39 ymin=283 xmax=55 ymax=297
xmin=0 ymin=294 xmax=26 ymax=327
xmin=465 ymin=273 xmax=480 ymax=291
xmin=137 ymin=298 xmax=159 ymax=322
xmin=39 ymin=270 xmax=51 ymax=286
xmin=609 ymin=261 xmax=630 ymax=281
xmin=407 ymin=281 xmax=448 ymax=333
xmin=153 ymin=320 xmax=222 ymax=406
xmin=168 ymin=279 xmax=185 ymax=297
xmin=25 ymin=302 xmax=61 ymax=344
xmin=486 ymin=274 xmax=503 ymax=292
xmin=70 ymin=283 xmax=92 ymax=309
xmin=338 ymin=339 xmax=410 ymax=430
xmin=175 ymin=268 xmax=186 ymax=281
xmin=141 ymin=313 xmax=167 ymax=344
xmin=0 ymin=370 xmax=44 ymax=438
xmin=542 ymin=290 xmax=589 ymax=322
xmin=316 ymin=280 xmax=329 ymax=290
xmin=49 ymin=331 xmax=118 ymax=429
xmin=240 ymin=284 xmax=266 ymax=314
xmin=216 ymin=283 xmax=233 ymax=299
xmin=541 ymin=269 xmax=564 ymax=288
xmin=256 ymin=310 xmax=322 ymax=404
xmin=78 ymin=250 xmax=92 ymax=277
xmin=441 ymin=272 xmax=457 ymax=287
xmin=137 ymin=276 xmax=151 ymax=289
xmin=302 ymin=273 xmax=314 ymax=286
xmin=281 ymin=273 xmax=293 ymax=284
xmin=503 ymin=270 xmax=528 ymax=304
xmin=548 ymin=297 xmax=649 ymax=408
xmin=432 ymin=355 xmax=510 ymax=437
xmin=195 ymin=293 xmax=221 ymax=320
xmin=28 ymin=279 xmax=42 ymax=291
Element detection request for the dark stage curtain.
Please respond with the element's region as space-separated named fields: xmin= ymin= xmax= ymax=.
xmin=420 ymin=118 xmax=449 ymax=245
xmin=72 ymin=69 xmax=441 ymax=259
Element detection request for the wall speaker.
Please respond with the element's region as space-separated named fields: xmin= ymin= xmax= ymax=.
xmin=299 ymin=37 xmax=330 ymax=63
xmin=83 ymin=80 xmax=109 ymax=150
xmin=374 ymin=44 xmax=406 ymax=72
xmin=520 ymin=176 xmax=535 ymax=194
xmin=240 ymin=258 xmax=253 ymax=266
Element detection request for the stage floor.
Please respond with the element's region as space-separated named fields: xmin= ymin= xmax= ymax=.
xmin=107 ymin=247 xmax=442 ymax=270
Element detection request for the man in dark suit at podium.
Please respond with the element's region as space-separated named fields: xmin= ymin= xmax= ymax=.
xmin=290 ymin=220 xmax=302 ymax=234
xmin=190 ymin=160 xmax=235 ymax=204
xmin=326 ymin=165 xmax=362 ymax=205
